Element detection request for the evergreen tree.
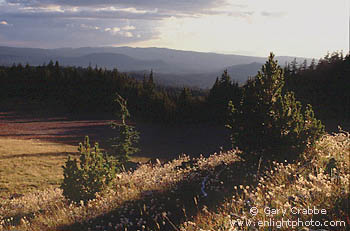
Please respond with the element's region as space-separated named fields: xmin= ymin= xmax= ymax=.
xmin=143 ymin=70 xmax=155 ymax=93
xmin=207 ymin=70 xmax=241 ymax=123
xmin=177 ymin=88 xmax=193 ymax=122
xmin=300 ymin=59 xmax=308 ymax=71
xmin=110 ymin=94 xmax=140 ymax=165
xmin=61 ymin=136 xmax=116 ymax=203
xmin=291 ymin=58 xmax=298 ymax=75
xmin=309 ymin=58 xmax=316 ymax=70
xmin=227 ymin=53 xmax=324 ymax=163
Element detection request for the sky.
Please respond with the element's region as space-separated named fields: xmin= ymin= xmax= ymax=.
xmin=0 ymin=0 xmax=348 ymax=58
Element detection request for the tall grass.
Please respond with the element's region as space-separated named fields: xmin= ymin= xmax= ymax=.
xmin=0 ymin=132 xmax=349 ymax=231
xmin=181 ymin=131 xmax=350 ymax=231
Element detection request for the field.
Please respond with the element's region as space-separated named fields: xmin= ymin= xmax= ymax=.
xmin=0 ymin=127 xmax=348 ymax=231
xmin=0 ymin=110 xmax=229 ymax=198
xmin=0 ymin=109 xmax=349 ymax=231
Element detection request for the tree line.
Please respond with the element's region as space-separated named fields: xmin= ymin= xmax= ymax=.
xmin=0 ymin=51 xmax=348 ymax=124
xmin=0 ymin=61 xmax=240 ymax=123
xmin=284 ymin=52 xmax=350 ymax=121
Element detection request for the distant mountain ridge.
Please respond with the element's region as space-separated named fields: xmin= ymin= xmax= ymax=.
xmin=0 ymin=46 xmax=313 ymax=88
xmin=225 ymin=62 xmax=264 ymax=84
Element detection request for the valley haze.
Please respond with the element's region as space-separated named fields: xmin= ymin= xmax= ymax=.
xmin=0 ymin=46 xmax=312 ymax=88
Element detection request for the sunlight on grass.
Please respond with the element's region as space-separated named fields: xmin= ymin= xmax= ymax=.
xmin=0 ymin=132 xmax=348 ymax=231
xmin=181 ymin=131 xmax=350 ymax=231
xmin=0 ymin=138 xmax=78 ymax=197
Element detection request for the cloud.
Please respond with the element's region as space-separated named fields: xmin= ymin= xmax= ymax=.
xmin=105 ymin=27 xmax=134 ymax=37
xmin=6 ymin=0 xmax=228 ymax=13
xmin=121 ymin=31 xmax=133 ymax=38
xmin=2 ymin=7 xmax=172 ymax=21
xmin=228 ymin=11 xmax=254 ymax=18
xmin=4 ymin=0 xmax=236 ymax=20
xmin=261 ymin=11 xmax=287 ymax=18
xmin=105 ymin=27 xmax=121 ymax=35
xmin=0 ymin=0 xmax=256 ymax=48
xmin=80 ymin=24 xmax=100 ymax=30
xmin=0 ymin=13 xmax=155 ymax=48
xmin=122 ymin=25 xmax=136 ymax=31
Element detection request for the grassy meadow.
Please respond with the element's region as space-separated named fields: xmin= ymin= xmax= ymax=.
xmin=0 ymin=137 xmax=154 ymax=199
xmin=0 ymin=110 xmax=230 ymax=199
xmin=0 ymin=130 xmax=349 ymax=231
xmin=0 ymin=138 xmax=77 ymax=198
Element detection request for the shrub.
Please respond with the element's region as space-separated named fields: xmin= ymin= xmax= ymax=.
xmin=60 ymin=136 xmax=116 ymax=203
xmin=227 ymin=53 xmax=325 ymax=162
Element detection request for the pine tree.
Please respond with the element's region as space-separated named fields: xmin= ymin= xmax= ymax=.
xmin=207 ymin=70 xmax=241 ymax=122
xmin=291 ymin=58 xmax=298 ymax=75
xmin=300 ymin=59 xmax=308 ymax=71
xmin=143 ymin=70 xmax=155 ymax=93
xmin=227 ymin=53 xmax=324 ymax=163
xmin=61 ymin=136 xmax=116 ymax=203
xmin=110 ymin=94 xmax=140 ymax=165
xmin=177 ymin=88 xmax=193 ymax=122
xmin=309 ymin=58 xmax=316 ymax=70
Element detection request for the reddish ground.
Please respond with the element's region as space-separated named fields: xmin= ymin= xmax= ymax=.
xmin=0 ymin=111 xmax=230 ymax=160
xmin=2 ymin=109 xmax=346 ymax=160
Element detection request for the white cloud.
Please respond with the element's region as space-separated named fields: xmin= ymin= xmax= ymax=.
xmin=122 ymin=31 xmax=133 ymax=37
xmin=80 ymin=23 xmax=100 ymax=30
xmin=261 ymin=11 xmax=287 ymax=18
xmin=105 ymin=27 xmax=120 ymax=35
xmin=105 ymin=26 xmax=133 ymax=37
xmin=117 ymin=7 xmax=148 ymax=14
xmin=122 ymin=25 xmax=135 ymax=31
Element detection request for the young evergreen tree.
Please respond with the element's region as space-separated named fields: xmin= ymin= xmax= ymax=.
xmin=143 ymin=70 xmax=155 ymax=93
xmin=309 ymin=58 xmax=317 ymax=70
xmin=207 ymin=70 xmax=241 ymax=123
xmin=110 ymin=93 xmax=140 ymax=165
xmin=227 ymin=53 xmax=325 ymax=163
xmin=176 ymin=88 xmax=193 ymax=122
xmin=61 ymin=136 xmax=116 ymax=203
xmin=291 ymin=58 xmax=298 ymax=75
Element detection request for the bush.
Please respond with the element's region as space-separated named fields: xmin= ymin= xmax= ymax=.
xmin=227 ymin=53 xmax=325 ymax=162
xmin=60 ymin=136 xmax=117 ymax=203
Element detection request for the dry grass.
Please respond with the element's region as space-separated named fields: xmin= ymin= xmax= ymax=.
xmin=0 ymin=138 xmax=78 ymax=197
xmin=0 ymin=138 xmax=153 ymax=198
xmin=0 ymin=132 xmax=349 ymax=231
xmin=181 ymin=131 xmax=350 ymax=231
xmin=0 ymin=149 xmax=241 ymax=231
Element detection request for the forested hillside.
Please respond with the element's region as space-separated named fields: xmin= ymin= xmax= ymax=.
xmin=284 ymin=52 xmax=350 ymax=121
xmin=0 ymin=46 xmax=312 ymax=88
xmin=0 ymin=52 xmax=348 ymax=126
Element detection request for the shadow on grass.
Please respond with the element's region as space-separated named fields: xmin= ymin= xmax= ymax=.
xmin=0 ymin=110 xmax=231 ymax=160
xmin=58 ymin=160 xmax=256 ymax=231
xmin=0 ymin=152 xmax=79 ymax=159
